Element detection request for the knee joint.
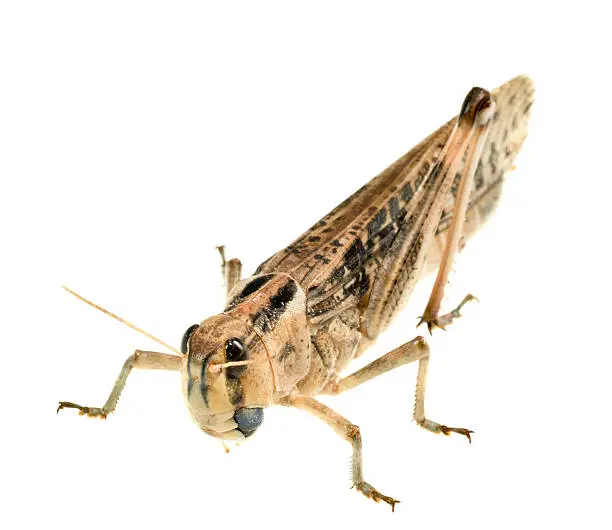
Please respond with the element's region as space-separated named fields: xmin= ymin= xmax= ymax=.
xmin=346 ymin=424 xmax=361 ymax=442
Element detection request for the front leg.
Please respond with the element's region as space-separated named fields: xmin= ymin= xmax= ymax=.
xmin=58 ymin=350 xmax=182 ymax=418
xmin=282 ymin=395 xmax=399 ymax=511
xmin=217 ymin=245 xmax=243 ymax=295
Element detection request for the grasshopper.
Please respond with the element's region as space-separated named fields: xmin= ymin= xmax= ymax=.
xmin=58 ymin=75 xmax=533 ymax=510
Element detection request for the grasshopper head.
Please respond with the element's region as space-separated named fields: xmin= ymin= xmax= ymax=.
xmin=180 ymin=313 xmax=273 ymax=440
xmin=181 ymin=273 xmax=312 ymax=441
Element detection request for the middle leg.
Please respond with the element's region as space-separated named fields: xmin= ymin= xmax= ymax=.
xmin=323 ymin=336 xmax=473 ymax=442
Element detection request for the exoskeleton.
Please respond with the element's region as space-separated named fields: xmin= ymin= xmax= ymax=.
xmin=59 ymin=76 xmax=534 ymax=510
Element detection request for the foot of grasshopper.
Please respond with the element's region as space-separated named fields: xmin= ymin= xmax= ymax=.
xmin=354 ymin=481 xmax=400 ymax=512
xmin=416 ymin=418 xmax=474 ymax=443
xmin=418 ymin=293 xmax=479 ymax=333
xmin=57 ymin=401 xmax=108 ymax=419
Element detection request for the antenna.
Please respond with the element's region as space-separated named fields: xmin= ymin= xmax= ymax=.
xmin=208 ymin=360 xmax=254 ymax=373
xmin=61 ymin=285 xmax=183 ymax=356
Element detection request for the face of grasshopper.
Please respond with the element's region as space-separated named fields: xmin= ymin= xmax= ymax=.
xmin=181 ymin=274 xmax=312 ymax=440
xmin=181 ymin=314 xmax=273 ymax=440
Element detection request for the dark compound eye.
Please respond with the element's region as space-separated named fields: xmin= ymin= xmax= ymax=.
xmin=225 ymin=337 xmax=249 ymax=379
xmin=233 ymin=407 xmax=264 ymax=437
xmin=226 ymin=337 xmax=249 ymax=363
xmin=181 ymin=324 xmax=199 ymax=354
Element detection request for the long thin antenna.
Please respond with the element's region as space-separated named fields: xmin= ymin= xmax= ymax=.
xmin=209 ymin=360 xmax=254 ymax=373
xmin=61 ymin=285 xmax=183 ymax=355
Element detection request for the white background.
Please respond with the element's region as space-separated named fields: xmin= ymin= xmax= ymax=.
xmin=1 ymin=2 xmax=610 ymax=529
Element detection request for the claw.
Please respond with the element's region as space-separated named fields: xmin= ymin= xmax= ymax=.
xmin=57 ymin=401 xmax=107 ymax=419
xmin=417 ymin=315 xmax=447 ymax=334
xmin=440 ymin=425 xmax=474 ymax=444
xmin=418 ymin=293 xmax=478 ymax=333
xmin=355 ymin=481 xmax=400 ymax=512
xmin=57 ymin=401 xmax=80 ymax=414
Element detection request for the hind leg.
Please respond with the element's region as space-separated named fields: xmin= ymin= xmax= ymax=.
xmin=364 ymin=87 xmax=495 ymax=339
xmin=419 ymin=94 xmax=494 ymax=333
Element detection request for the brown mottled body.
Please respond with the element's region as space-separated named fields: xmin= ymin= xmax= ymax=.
xmin=255 ymin=75 xmax=533 ymax=392
xmin=59 ymin=76 xmax=533 ymax=511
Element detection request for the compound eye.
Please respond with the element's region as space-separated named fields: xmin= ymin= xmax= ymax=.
xmin=181 ymin=324 xmax=199 ymax=354
xmin=225 ymin=338 xmax=248 ymax=362
xmin=233 ymin=407 xmax=264 ymax=437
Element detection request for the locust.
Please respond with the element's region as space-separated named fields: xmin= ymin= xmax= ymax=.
xmin=58 ymin=75 xmax=534 ymax=511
